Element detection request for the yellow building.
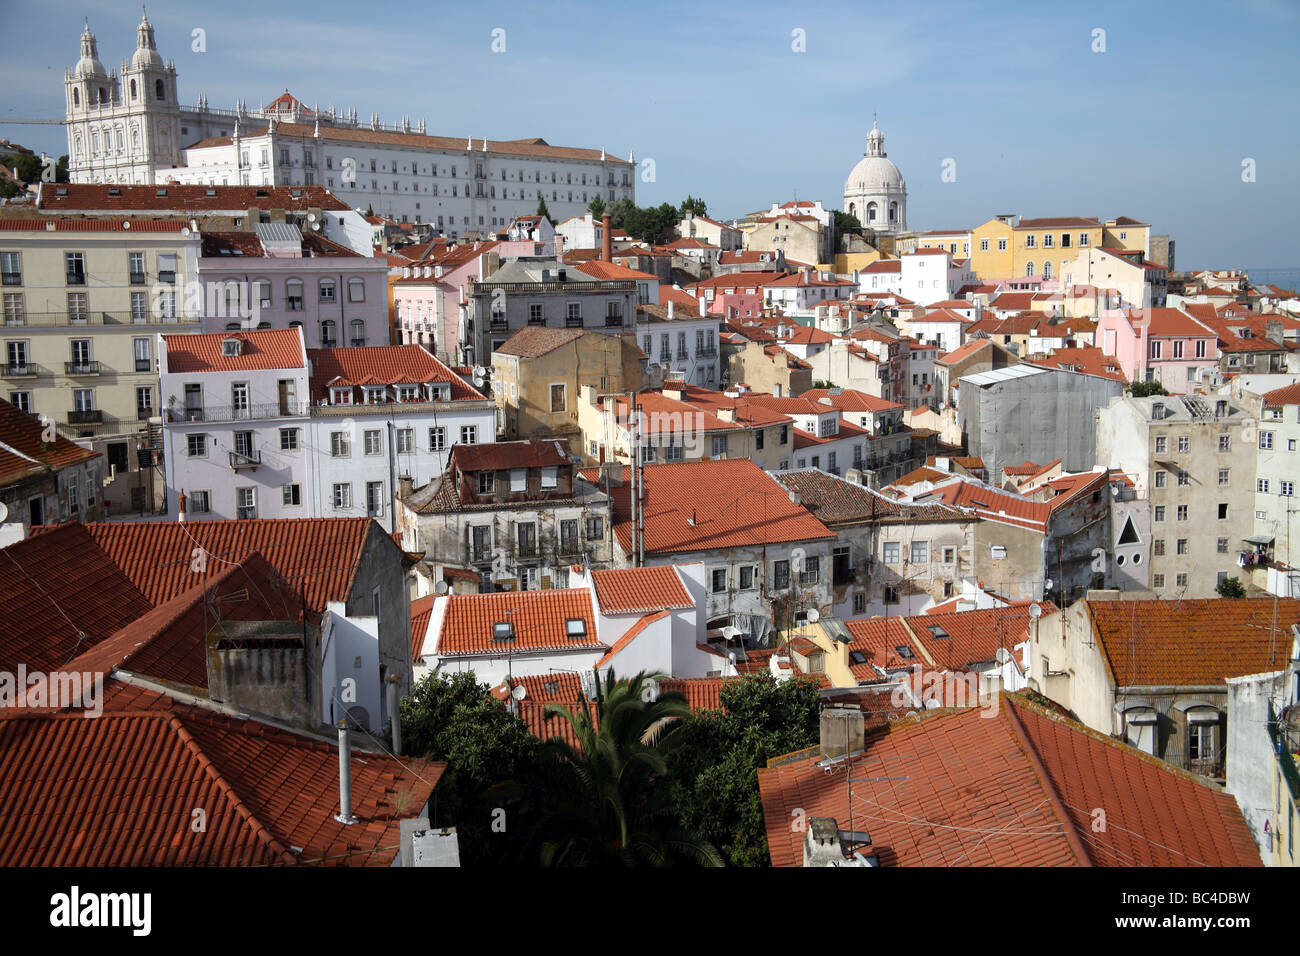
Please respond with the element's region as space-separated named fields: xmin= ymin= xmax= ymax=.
xmin=916 ymin=229 xmax=972 ymax=258
xmin=1102 ymin=217 xmax=1151 ymax=255
xmin=832 ymin=249 xmax=883 ymax=274
xmin=969 ymin=217 xmax=1016 ymax=280
xmin=1012 ymin=217 xmax=1104 ymax=283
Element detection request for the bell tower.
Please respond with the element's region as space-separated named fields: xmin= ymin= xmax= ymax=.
xmin=119 ymin=10 xmax=182 ymax=181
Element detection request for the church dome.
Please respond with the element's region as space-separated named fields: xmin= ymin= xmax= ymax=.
xmin=131 ymin=13 xmax=164 ymax=70
xmin=73 ymin=24 xmax=107 ymax=78
xmin=844 ymin=122 xmax=904 ymax=194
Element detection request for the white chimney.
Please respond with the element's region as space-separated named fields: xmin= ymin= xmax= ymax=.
xmin=667 ymin=300 xmax=675 ymax=319
xmin=698 ymin=296 xmax=707 ymax=317
xmin=334 ymin=720 xmax=357 ymax=824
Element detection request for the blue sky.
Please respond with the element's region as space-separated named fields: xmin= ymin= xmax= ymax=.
xmin=3 ymin=0 xmax=1298 ymax=271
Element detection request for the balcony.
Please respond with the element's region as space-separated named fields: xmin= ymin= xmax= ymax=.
xmin=467 ymin=546 xmax=493 ymax=564
xmin=1 ymin=272 xmax=20 ymax=286
xmin=676 ymin=350 xmax=689 ymax=362
xmin=2 ymin=364 xmax=35 ymax=378
xmin=698 ymin=345 xmax=717 ymax=357
xmin=229 ymin=450 xmax=261 ymax=469
xmin=65 ymin=361 xmax=101 ymax=376
xmin=157 ymin=271 xmax=175 ymax=284
xmin=137 ymin=406 xmax=154 ymax=421
xmin=167 ymin=401 xmax=307 ymax=424
xmin=66 ymin=272 xmax=86 ymax=286
xmin=67 ymin=409 xmax=103 ymax=424
xmin=129 ymin=272 xmax=147 ymax=285
xmin=135 ymin=358 xmax=151 ymax=372
xmin=516 ymin=544 xmax=538 ymax=559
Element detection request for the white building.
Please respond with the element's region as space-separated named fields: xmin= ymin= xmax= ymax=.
xmin=842 ymin=121 xmax=908 ymax=235
xmin=159 ymin=329 xmax=495 ymax=528
xmin=64 ymin=17 xmax=635 ymax=229
xmin=900 ymin=249 xmax=977 ymax=308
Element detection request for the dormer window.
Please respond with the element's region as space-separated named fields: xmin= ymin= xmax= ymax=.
xmin=365 ymin=386 xmax=386 ymax=404
xmin=565 ymin=619 xmax=587 ymax=640
xmin=492 ymin=621 xmax=515 ymax=642
xmin=331 ymin=386 xmax=353 ymax=405
xmin=221 ymin=337 xmax=242 ymax=357
xmin=540 ymin=466 xmax=558 ymax=489
xmin=509 ymin=469 xmax=526 ymax=492
xmin=398 ymin=385 xmax=419 ymax=402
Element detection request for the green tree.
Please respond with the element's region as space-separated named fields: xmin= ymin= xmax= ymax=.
xmin=587 ymin=195 xmax=606 ymax=219
xmin=399 ymin=671 xmax=540 ymax=865
xmin=832 ymin=209 xmax=863 ymax=235
xmin=56 ymin=154 xmax=69 ymax=183
xmin=1127 ymin=379 xmax=1169 ymax=397
xmin=1216 ymin=576 xmax=1246 ymax=598
xmin=533 ymin=670 xmax=723 ymax=866
xmin=679 ymin=195 xmax=708 ymax=219
xmin=365 ymin=204 xmax=374 ymax=218
xmin=536 ymin=195 xmax=550 ymax=220
xmin=666 ymin=672 xmax=821 ymax=866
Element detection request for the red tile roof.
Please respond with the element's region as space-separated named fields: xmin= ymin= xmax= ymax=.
xmin=901 ymin=603 xmax=1055 ymax=672
xmin=1263 ymin=382 xmax=1300 ymax=406
xmin=0 ymin=682 xmax=443 ymax=865
xmin=410 ymin=594 xmax=435 ymax=660
xmin=758 ymin=694 xmax=1260 ymax=867
xmin=1028 ymin=346 xmax=1124 ymax=383
xmin=37 ymin=183 xmax=350 ymax=212
xmin=1017 ymin=217 xmax=1101 ymax=229
xmin=449 ymin=439 xmax=569 ymax=473
xmin=41 ymin=518 xmax=377 ymax=610
xmin=659 ymin=676 xmax=730 ymax=711
xmin=579 ymin=459 xmax=835 ymax=556
xmin=799 ymin=388 xmax=903 ymax=413
xmin=571 ymin=260 xmax=658 ymax=282
xmin=1088 ymin=598 xmax=1300 ymax=687
xmin=591 ymin=565 xmax=693 ymax=614
xmin=0 ymin=398 xmax=100 ymax=486
xmin=0 ymin=216 xmax=192 ymax=233
xmin=163 ymin=329 xmax=305 ymax=373
xmin=307 ymin=345 xmax=483 ymax=402
xmin=493 ymin=326 xmax=587 ymax=358
xmin=0 ymin=523 xmax=153 ymax=674
xmin=435 ymin=589 xmax=600 ymax=655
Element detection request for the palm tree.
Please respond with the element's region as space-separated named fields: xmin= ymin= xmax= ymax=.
xmin=534 ymin=670 xmax=724 ymax=866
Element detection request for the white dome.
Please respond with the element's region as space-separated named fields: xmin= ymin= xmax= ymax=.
xmin=845 ymin=155 xmax=905 ymax=194
xmin=132 ymin=47 xmax=163 ymax=70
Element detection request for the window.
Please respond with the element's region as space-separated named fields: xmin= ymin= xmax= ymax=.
xmin=979 ymin=238 xmax=989 ymax=252
xmin=586 ymin=516 xmax=604 ymax=541
xmin=799 ymin=556 xmax=820 ymax=585
xmin=1219 ymin=434 xmax=1231 ymax=453
xmin=1282 ymin=481 xmax=1295 ymax=497
xmin=186 ymin=433 xmax=207 ymax=458
xmin=278 ymin=428 xmax=299 ymax=452
xmin=189 ymin=490 xmax=210 ymax=514
xmin=348 ymin=278 xmax=365 ymax=302
xmin=1154 ymin=471 xmax=1166 ymax=489
xmin=1258 ymin=478 xmax=1271 ymax=493
xmin=853 ymin=593 xmax=866 ymax=613
xmin=65 ymin=252 xmax=86 ymax=285
xmin=1176 ymin=573 xmax=1188 ymax=589
xmin=739 ymin=565 xmax=756 ymax=590
xmin=773 ymin=559 xmax=790 ymax=590
xmin=1217 ymin=503 xmax=1229 ymax=520
xmin=1260 ymin=432 xmax=1274 ymax=450
xmin=540 ymin=467 xmax=558 ymax=490
xmin=779 ymin=425 xmax=789 ymax=445
xmin=528 ymin=303 xmax=544 ymax=325
xmin=3 ymin=293 xmax=24 ymax=325
xmin=885 ymin=586 xmax=900 ymax=604
xmin=9 ymin=391 xmax=29 ymax=412
xmin=1153 ymin=574 xmax=1165 ymax=588
xmin=990 ymin=545 xmax=1007 ymax=560
xmin=236 ymin=487 xmax=257 ymax=520
xmin=1153 ymin=539 xmax=1165 ymax=556
xmin=711 ymin=568 xmax=728 ymax=593
xmin=67 ymin=292 xmax=88 ymax=323
xmin=1176 ymin=539 xmax=1189 ymax=555
xmin=1218 ymin=468 xmax=1229 ymax=486
xmin=396 ymin=427 xmax=413 ymax=453
xmin=364 ymin=429 xmax=382 ymax=455
xmin=1154 ymin=436 xmax=1167 ymax=454
xmin=550 ymin=383 xmax=566 ymax=413
xmin=282 ymin=484 xmax=301 ymax=506
xmin=330 ymin=431 xmax=351 ymax=457
xmin=1154 ymin=505 xmax=1165 ymax=522
xmin=1217 ymin=537 xmax=1229 ymax=553
xmin=1177 ymin=470 xmax=1190 ymax=487
xmin=332 ymin=483 xmax=353 ymax=510
xmin=460 ymin=425 xmax=478 ymax=445
xmin=909 ymin=541 xmax=929 ymax=564
xmin=429 ymin=427 xmax=446 ymax=451
xmin=1176 ymin=504 xmax=1188 ymax=520
xmin=559 ymin=518 xmax=579 ymax=552
xmin=517 ymin=522 xmax=537 ymax=556
xmin=366 ymin=481 xmax=384 ymax=517
xmin=320 ymin=320 xmax=337 ymax=347
xmin=997 ymin=238 xmax=1007 ymax=251
xmin=136 ymin=385 xmax=153 ymax=418
xmin=711 ymin=435 xmax=727 ymax=458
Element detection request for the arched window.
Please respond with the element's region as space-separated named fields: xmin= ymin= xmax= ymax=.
xmin=155 ymin=78 xmax=165 ymax=100
xmin=848 ymin=202 xmax=855 ymax=217
xmin=1043 ymin=261 xmax=1052 ymax=279
xmin=257 ymin=321 xmax=271 ymax=330
xmin=349 ymin=319 xmax=365 ymax=347
xmin=286 ymin=278 xmax=304 ymax=311
xmin=99 ymin=86 xmax=108 ymax=105
xmin=319 ymin=277 xmax=335 ymax=302
xmin=320 ymin=320 xmax=337 ymax=347
xmin=72 ymin=88 xmax=80 ymax=108
xmin=889 ymin=201 xmax=898 ymax=222
xmin=347 ymin=277 xmax=365 ymax=302
xmin=1026 ymin=261 xmax=1035 ymax=277
xmin=129 ymin=79 xmax=137 ymax=100
xmin=866 ymin=201 xmax=878 ymax=222
xmin=225 ymin=322 xmax=241 ymax=331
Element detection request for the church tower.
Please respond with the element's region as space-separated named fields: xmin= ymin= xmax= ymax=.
xmin=843 ymin=119 xmax=908 ymax=237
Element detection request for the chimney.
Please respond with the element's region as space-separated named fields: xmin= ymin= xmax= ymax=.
xmin=177 ymin=490 xmax=187 ymax=523
xmin=667 ymin=299 xmax=675 ymax=319
xmin=334 ymin=720 xmax=357 ymax=824
xmin=820 ymin=705 xmax=865 ymax=759
xmin=387 ymin=675 xmax=403 ymax=756
xmin=398 ymin=474 xmax=414 ymax=499
xmin=698 ymin=296 xmax=707 ymax=317
xmin=601 ymin=214 xmax=612 ymax=261
xmin=1265 ymin=319 xmax=1283 ymax=345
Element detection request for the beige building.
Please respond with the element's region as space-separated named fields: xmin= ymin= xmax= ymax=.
xmin=493 ymin=325 xmax=646 ymax=444
xmin=725 ymin=339 xmax=813 ymax=397
xmin=745 ymin=214 xmax=826 ymax=266
xmin=1095 ymin=394 xmax=1256 ymax=598
xmin=0 ymin=217 xmax=201 ymax=513
xmin=676 ymin=214 xmax=742 ymax=251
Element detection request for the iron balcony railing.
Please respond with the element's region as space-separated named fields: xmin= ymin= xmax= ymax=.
xmin=65 ymin=361 xmax=101 ymax=375
xmin=67 ymin=409 xmax=102 ymax=424
xmin=168 ymin=401 xmax=308 ymax=423
xmin=2 ymin=364 xmax=34 ymax=377
xmin=229 ymin=450 xmax=261 ymax=469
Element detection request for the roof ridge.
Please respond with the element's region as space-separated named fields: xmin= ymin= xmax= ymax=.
xmin=999 ymin=696 xmax=1095 ymax=866
xmin=165 ymin=711 xmax=300 ymax=865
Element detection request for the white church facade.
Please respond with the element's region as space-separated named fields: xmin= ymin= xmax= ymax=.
xmin=843 ymin=120 xmax=908 ymax=236
xmin=65 ymin=15 xmax=636 ymax=235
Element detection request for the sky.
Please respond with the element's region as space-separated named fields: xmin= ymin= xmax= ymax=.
xmin=3 ymin=0 xmax=1298 ymax=273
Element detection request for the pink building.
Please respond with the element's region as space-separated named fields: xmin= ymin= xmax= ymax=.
xmin=1096 ymin=307 xmax=1218 ymax=393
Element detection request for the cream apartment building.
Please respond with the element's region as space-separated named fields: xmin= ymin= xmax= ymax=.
xmin=1 ymin=217 xmax=201 ymax=513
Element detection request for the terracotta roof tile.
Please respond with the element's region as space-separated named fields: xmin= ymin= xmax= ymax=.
xmin=591 ymin=566 xmax=693 ymax=614
xmin=435 ymin=589 xmax=600 ymax=655
xmin=493 ymin=326 xmax=587 ymax=358
xmin=307 ymin=345 xmax=482 ymax=402
xmin=449 ymin=439 xmax=569 ymax=473
xmin=163 ymin=329 xmax=305 ymax=373
xmin=37 ymin=183 xmax=350 ymax=213
xmin=0 ymin=398 xmax=100 ymax=486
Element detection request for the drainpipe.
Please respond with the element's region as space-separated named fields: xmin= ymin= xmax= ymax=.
xmin=334 ymin=720 xmax=357 ymax=824
xmin=387 ymin=674 xmax=403 ymax=756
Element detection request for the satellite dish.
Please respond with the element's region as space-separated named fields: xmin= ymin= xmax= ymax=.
xmin=471 ymin=373 xmax=484 ymax=388
xmin=307 ymin=212 xmax=318 ymax=222
xmin=434 ymin=580 xmax=449 ymax=594
xmin=0 ymin=502 xmax=8 ymax=523
xmin=121 ymin=220 xmax=131 ymax=229
xmin=511 ymin=684 xmax=527 ymax=702
xmin=473 ymin=365 xmax=487 ymax=377
xmin=806 ymin=608 xmax=820 ymax=623
xmin=1028 ymin=603 xmax=1042 ymax=620
xmin=721 ymin=626 xmax=741 ymax=640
